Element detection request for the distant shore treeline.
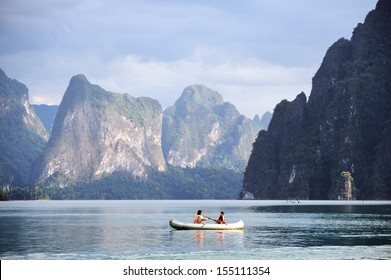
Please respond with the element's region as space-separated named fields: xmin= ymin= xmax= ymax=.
xmin=0 ymin=167 xmax=242 ymax=200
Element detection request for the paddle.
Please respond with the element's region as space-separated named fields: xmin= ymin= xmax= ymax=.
xmin=199 ymin=216 xmax=217 ymax=228
xmin=205 ymin=216 xmax=230 ymax=224
xmin=206 ymin=215 xmax=229 ymax=224
xmin=204 ymin=215 xmax=218 ymax=223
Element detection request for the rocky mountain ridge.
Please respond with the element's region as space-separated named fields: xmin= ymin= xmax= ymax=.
xmin=32 ymin=74 xmax=167 ymax=185
xmin=0 ymin=69 xmax=262 ymax=189
xmin=242 ymin=0 xmax=391 ymax=200
xmin=162 ymin=84 xmax=261 ymax=171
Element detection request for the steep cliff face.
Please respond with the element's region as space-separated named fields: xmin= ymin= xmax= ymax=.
xmin=242 ymin=93 xmax=308 ymax=199
xmin=32 ymin=74 xmax=166 ymax=185
xmin=242 ymin=0 xmax=391 ymax=199
xmin=0 ymin=69 xmax=48 ymax=185
xmin=162 ymin=85 xmax=261 ymax=171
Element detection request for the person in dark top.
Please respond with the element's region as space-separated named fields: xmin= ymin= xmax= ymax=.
xmin=216 ymin=211 xmax=228 ymax=224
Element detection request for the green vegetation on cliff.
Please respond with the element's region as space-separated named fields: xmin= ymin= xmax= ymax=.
xmin=0 ymin=69 xmax=48 ymax=186
xmin=242 ymin=0 xmax=391 ymax=200
xmin=2 ymin=166 xmax=242 ymax=200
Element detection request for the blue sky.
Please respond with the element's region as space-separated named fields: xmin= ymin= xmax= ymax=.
xmin=0 ymin=0 xmax=377 ymax=118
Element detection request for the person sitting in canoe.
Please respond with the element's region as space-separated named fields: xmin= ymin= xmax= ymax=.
xmin=216 ymin=211 xmax=228 ymax=224
xmin=193 ymin=210 xmax=210 ymax=224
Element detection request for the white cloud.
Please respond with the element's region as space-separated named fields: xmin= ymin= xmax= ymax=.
xmin=91 ymin=53 xmax=314 ymax=117
xmin=0 ymin=47 xmax=320 ymax=117
xmin=0 ymin=0 xmax=377 ymax=118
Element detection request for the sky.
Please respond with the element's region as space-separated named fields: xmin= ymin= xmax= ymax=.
xmin=0 ymin=0 xmax=378 ymax=118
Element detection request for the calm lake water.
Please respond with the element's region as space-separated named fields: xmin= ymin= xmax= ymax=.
xmin=0 ymin=200 xmax=390 ymax=260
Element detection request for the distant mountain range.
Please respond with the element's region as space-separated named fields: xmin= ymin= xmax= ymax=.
xmin=253 ymin=111 xmax=272 ymax=131
xmin=242 ymin=0 xmax=391 ymax=200
xmin=32 ymin=104 xmax=58 ymax=133
xmin=0 ymin=69 xmax=268 ymax=198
